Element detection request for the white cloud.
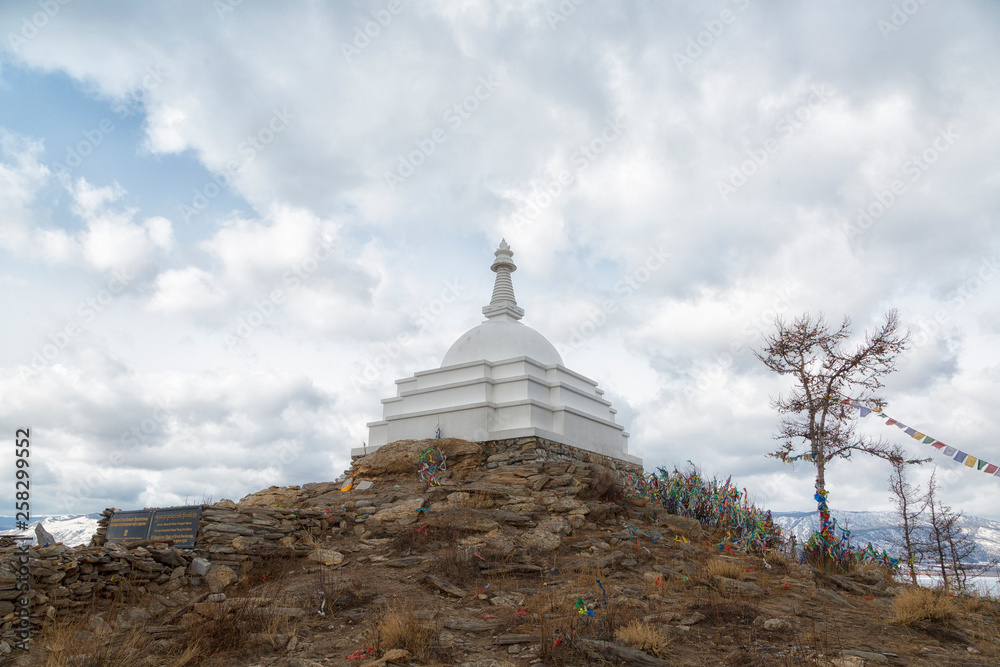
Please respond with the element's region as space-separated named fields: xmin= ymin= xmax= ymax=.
xmin=1 ymin=1 xmax=999 ymax=521
xmin=146 ymin=267 xmax=228 ymax=316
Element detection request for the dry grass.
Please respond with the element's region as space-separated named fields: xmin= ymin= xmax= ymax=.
xmin=707 ymin=557 xmax=745 ymax=580
xmin=366 ymin=601 xmax=440 ymax=661
xmin=435 ymin=547 xmax=485 ymax=587
xmin=615 ymin=620 xmax=671 ymax=656
xmin=587 ymin=599 xmax=644 ymax=641
xmin=763 ymin=551 xmax=791 ymax=574
xmin=689 ymin=590 xmax=759 ymax=625
xmin=30 ymin=620 xmax=152 ymax=667
xmin=893 ymin=586 xmax=958 ymax=626
xmin=180 ymin=555 xmax=300 ymax=664
xmin=389 ymin=524 xmax=463 ymax=555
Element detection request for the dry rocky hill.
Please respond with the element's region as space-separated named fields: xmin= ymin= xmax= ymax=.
xmin=1 ymin=437 xmax=999 ymax=666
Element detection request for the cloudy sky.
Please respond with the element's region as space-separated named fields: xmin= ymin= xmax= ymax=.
xmin=1 ymin=1 xmax=998 ymax=523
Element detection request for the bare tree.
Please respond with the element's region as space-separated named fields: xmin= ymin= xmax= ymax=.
xmin=888 ymin=457 xmax=927 ymax=584
xmin=756 ymin=310 xmax=909 ymax=537
xmin=923 ymin=472 xmax=953 ymax=591
xmin=920 ymin=470 xmax=980 ymax=593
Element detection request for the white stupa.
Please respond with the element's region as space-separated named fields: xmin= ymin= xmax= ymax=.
xmin=361 ymin=240 xmax=639 ymax=465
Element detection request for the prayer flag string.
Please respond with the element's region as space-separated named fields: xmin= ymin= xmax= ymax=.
xmin=841 ymin=399 xmax=999 ymax=479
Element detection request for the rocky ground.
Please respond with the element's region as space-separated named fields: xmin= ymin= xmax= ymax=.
xmin=5 ymin=438 xmax=1000 ymax=666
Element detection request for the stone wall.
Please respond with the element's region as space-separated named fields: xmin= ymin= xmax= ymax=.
xmin=477 ymin=436 xmax=644 ymax=477
xmin=0 ymin=501 xmax=337 ymax=644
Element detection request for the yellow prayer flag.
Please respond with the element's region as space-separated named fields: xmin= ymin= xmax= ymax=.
xmin=965 ymin=456 xmax=976 ymax=468
xmin=912 ymin=432 xmax=926 ymax=440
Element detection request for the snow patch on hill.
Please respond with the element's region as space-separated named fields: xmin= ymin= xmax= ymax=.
xmin=0 ymin=514 xmax=101 ymax=547
xmin=772 ymin=509 xmax=1000 ymax=564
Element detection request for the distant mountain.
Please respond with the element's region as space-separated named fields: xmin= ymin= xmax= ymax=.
xmin=772 ymin=509 xmax=1000 ymax=565
xmin=0 ymin=514 xmax=101 ymax=547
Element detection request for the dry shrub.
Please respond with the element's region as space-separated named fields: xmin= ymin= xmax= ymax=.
xmin=893 ymin=586 xmax=957 ymax=626
xmin=185 ymin=559 xmax=298 ymax=663
xmin=689 ymin=592 xmax=759 ymax=625
xmin=586 ymin=600 xmax=643 ymax=641
xmin=317 ymin=568 xmax=372 ymax=614
xmin=615 ymin=620 xmax=671 ymax=656
xmin=237 ymin=554 xmax=289 ymax=592
xmin=185 ymin=595 xmax=295 ymax=661
xmin=707 ymin=558 xmax=744 ymax=580
xmin=367 ymin=602 xmax=436 ymax=660
xmin=435 ymin=548 xmax=484 ymax=587
xmin=390 ymin=524 xmax=462 ymax=555
xmin=958 ymin=592 xmax=1000 ymax=619
xmin=763 ymin=551 xmax=790 ymax=574
xmin=31 ymin=617 xmax=155 ymax=667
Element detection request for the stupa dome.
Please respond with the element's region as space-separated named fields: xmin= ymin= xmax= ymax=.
xmin=442 ymin=238 xmax=563 ymax=367
xmin=441 ymin=319 xmax=563 ymax=367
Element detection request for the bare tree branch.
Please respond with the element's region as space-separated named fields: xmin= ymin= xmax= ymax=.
xmin=755 ymin=309 xmax=910 ymax=528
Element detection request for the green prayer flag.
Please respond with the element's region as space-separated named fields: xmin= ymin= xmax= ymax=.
xmin=922 ymin=436 xmax=935 ymax=444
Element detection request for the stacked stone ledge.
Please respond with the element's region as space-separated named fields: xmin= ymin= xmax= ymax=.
xmin=0 ymin=436 xmax=653 ymax=646
xmin=0 ymin=501 xmax=336 ymax=643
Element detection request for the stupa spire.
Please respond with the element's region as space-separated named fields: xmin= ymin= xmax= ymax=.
xmin=483 ymin=238 xmax=525 ymax=321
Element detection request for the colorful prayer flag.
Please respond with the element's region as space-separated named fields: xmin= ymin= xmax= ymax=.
xmin=844 ymin=401 xmax=998 ymax=482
